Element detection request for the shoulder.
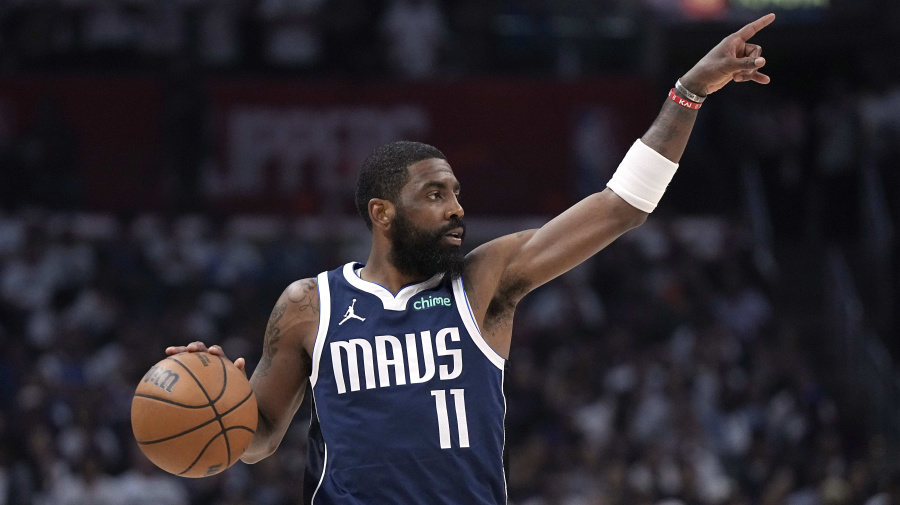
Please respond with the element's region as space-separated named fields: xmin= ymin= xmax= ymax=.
xmin=465 ymin=230 xmax=536 ymax=289
xmin=261 ymin=277 xmax=321 ymax=355
xmin=285 ymin=277 xmax=319 ymax=302
xmin=267 ymin=277 xmax=321 ymax=340
xmin=463 ymin=230 xmax=537 ymax=312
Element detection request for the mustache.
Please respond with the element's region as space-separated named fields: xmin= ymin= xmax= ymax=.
xmin=437 ymin=217 xmax=466 ymax=240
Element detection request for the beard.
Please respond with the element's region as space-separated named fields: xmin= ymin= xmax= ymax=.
xmin=389 ymin=208 xmax=466 ymax=279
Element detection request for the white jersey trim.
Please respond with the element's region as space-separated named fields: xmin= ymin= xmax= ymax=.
xmin=452 ymin=275 xmax=505 ymax=370
xmin=309 ymin=271 xmax=331 ymax=388
xmin=502 ymin=365 xmax=509 ymax=504
xmin=342 ymin=262 xmax=443 ymax=311
xmin=309 ymin=388 xmax=328 ymax=504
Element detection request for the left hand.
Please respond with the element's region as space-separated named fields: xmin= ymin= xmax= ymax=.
xmin=680 ymin=13 xmax=776 ymax=97
xmin=165 ymin=340 xmax=246 ymax=375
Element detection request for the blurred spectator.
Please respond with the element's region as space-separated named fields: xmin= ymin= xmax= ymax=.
xmin=380 ymin=0 xmax=447 ymax=79
xmin=83 ymin=0 xmax=139 ymax=66
xmin=197 ymin=0 xmax=247 ymax=67
xmin=257 ymin=0 xmax=325 ymax=71
xmin=710 ymin=261 xmax=772 ymax=341
xmin=111 ymin=446 xmax=189 ymax=505
xmin=43 ymin=455 xmax=118 ymax=505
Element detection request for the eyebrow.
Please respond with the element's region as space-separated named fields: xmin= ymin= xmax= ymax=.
xmin=422 ymin=180 xmax=461 ymax=192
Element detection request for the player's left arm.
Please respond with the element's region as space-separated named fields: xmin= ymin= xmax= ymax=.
xmin=466 ymin=14 xmax=776 ymax=310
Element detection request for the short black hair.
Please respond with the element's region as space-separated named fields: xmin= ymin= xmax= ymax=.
xmin=355 ymin=140 xmax=446 ymax=230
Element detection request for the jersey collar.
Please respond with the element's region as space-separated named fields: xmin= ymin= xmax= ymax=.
xmin=342 ymin=262 xmax=444 ymax=311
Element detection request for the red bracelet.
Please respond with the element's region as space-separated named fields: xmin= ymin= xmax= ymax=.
xmin=669 ymin=89 xmax=702 ymax=110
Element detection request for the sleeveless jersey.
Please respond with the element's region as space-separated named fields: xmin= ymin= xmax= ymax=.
xmin=303 ymin=262 xmax=508 ymax=505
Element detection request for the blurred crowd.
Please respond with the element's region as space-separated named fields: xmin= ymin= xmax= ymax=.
xmin=0 ymin=210 xmax=895 ymax=505
xmin=0 ymin=0 xmax=687 ymax=79
xmin=1 ymin=0 xmax=886 ymax=80
xmin=676 ymin=80 xmax=900 ymax=242
xmin=1 ymin=1 xmax=900 ymax=505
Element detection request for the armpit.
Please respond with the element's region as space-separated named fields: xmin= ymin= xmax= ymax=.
xmin=483 ymin=275 xmax=529 ymax=332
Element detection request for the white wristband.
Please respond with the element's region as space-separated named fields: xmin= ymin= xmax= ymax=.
xmin=606 ymin=139 xmax=678 ymax=213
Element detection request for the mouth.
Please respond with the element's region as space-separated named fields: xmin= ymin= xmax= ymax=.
xmin=443 ymin=228 xmax=464 ymax=246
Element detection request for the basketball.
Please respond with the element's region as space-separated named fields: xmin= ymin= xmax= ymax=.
xmin=131 ymin=352 xmax=258 ymax=478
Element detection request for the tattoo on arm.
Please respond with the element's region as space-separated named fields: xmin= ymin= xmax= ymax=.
xmin=257 ymin=303 xmax=286 ymax=378
xmin=288 ymin=279 xmax=319 ymax=313
xmin=256 ymin=279 xmax=317 ymax=378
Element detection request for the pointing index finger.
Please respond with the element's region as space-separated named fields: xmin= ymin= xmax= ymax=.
xmin=737 ymin=13 xmax=776 ymax=41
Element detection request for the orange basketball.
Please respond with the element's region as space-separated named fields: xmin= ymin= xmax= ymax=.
xmin=131 ymin=352 xmax=258 ymax=478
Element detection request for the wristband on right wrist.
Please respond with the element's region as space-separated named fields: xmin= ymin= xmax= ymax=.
xmin=675 ymin=79 xmax=706 ymax=103
xmin=669 ymin=89 xmax=702 ymax=110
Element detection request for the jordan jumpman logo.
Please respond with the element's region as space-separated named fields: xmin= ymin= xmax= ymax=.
xmin=339 ymin=299 xmax=366 ymax=325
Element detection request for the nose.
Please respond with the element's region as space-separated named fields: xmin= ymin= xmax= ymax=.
xmin=446 ymin=195 xmax=464 ymax=220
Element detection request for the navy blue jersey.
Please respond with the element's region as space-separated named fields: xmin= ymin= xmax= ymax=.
xmin=303 ymin=262 xmax=508 ymax=505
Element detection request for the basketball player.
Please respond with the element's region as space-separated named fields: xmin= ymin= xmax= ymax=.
xmin=167 ymin=13 xmax=775 ymax=504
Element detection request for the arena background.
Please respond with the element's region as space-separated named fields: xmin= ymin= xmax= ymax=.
xmin=1 ymin=0 xmax=900 ymax=504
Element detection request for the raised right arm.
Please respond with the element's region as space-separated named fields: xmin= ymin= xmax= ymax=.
xmin=241 ymin=278 xmax=320 ymax=464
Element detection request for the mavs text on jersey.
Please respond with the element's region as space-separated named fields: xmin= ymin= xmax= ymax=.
xmin=304 ymin=263 xmax=508 ymax=504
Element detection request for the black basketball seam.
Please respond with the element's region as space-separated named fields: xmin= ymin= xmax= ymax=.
xmin=175 ymin=427 xmax=254 ymax=476
xmin=134 ymin=392 xmax=254 ymax=445
xmin=219 ymin=391 xmax=255 ymax=422
xmin=135 ymin=416 xmax=220 ymax=445
xmin=169 ymin=354 xmax=233 ymax=467
xmin=133 ymin=393 xmax=211 ymax=409
xmin=177 ymin=431 xmax=224 ymax=476
xmin=222 ymin=426 xmax=256 ymax=466
xmin=210 ymin=355 xmax=230 ymax=403
xmin=215 ymin=355 xmax=234 ymax=466
xmin=220 ymin=393 xmax=257 ymax=454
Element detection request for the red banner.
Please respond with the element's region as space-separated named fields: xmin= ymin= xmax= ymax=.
xmin=206 ymin=78 xmax=654 ymax=215
xmin=0 ymin=77 xmax=162 ymax=210
xmin=0 ymin=77 xmax=653 ymax=214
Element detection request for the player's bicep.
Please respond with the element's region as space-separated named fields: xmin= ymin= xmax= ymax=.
xmin=249 ymin=336 xmax=308 ymax=431
xmin=474 ymin=190 xmax=645 ymax=300
xmin=249 ymin=280 xmax=319 ymax=442
xmin=464 ymin=232 xmax=535 ymax=311
xmin=511 ymin=190 xmax=645 ymax=285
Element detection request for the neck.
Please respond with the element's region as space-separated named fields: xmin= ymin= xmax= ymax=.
xmin=360 ymin=251 xmax=432 ymax=295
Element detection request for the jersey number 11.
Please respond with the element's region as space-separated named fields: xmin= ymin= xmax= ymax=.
xmin=431 ymin=389 xmax=469 ymax=449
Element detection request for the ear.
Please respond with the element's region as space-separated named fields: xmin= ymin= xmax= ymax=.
xmin=369 ymin=198 xmax=395 ymax=230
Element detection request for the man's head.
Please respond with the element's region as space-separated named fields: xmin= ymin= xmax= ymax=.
xmin=355 ymin=140 xmax=447 ymax=231
xmin=356 ymin=141 xmax=466 ymax=278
